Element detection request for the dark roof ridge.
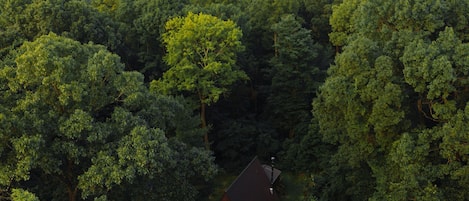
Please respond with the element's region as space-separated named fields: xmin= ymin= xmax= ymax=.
xmin=225 ymin=155 xmax=260 ymax=191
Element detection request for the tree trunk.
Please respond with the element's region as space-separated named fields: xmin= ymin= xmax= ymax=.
xmin=66 ymin=159 xmax=78 ymax=201
xmin=274 ymin=32 xmax=278 ymax=57
xmin=68 ymin=187 xmax=77 ymax=201
xmin=201 ymin=102 xmax=209 ymax=150
xmin=288 ymin=128 xmax=295 ymax=139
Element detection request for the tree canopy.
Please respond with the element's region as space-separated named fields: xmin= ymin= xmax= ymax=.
xmin=313 ymin=0 xmax=469 ymax=200
xmin=4 ymin=0 xmax=469 ymax=200
xmin=152 ymin=12 xmax=247 ymax=150
xmin=0 ymin=33 xmax=216 ymax=201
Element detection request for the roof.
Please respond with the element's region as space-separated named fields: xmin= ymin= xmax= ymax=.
xmin=222 ymin=156 xmax=280 ymax=201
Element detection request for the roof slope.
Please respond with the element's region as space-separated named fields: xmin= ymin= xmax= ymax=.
xmin=222 ymin=156 xmax=279 ymax=201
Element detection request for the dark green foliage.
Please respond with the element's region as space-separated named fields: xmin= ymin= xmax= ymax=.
xmin=89 ymin=0 xmax=189 ymax=77
xmin=0 ymin=0 xmax=123 ymax=58
xmin=212 ymin=115 xmax=279 ymax=171
xmin=280 ymin=119 xmax=332 ymax=174
xmin=0 ymin=0 xmax=339 ymax=200
xmin=9 ymin=0 xmax=469 ymax=200
xmin=313 ymin=0 xmax=469 ymax=200
xmin=267 ymin=14 xmax=322 ymax=138
xmin=129 ymin=0 xmax=189 ymax=76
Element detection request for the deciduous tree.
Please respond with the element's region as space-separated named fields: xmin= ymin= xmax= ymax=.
xmin=313 ymin=0 xmax=469 ymax=200
xmin=0 ymin=33 xmax=216 ymax=201
xmin=152 ymin=12 xmax=247 ymax=150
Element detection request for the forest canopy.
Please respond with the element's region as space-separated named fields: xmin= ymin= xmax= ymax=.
xmin=1 ymin=0 xmax=469 ymax=201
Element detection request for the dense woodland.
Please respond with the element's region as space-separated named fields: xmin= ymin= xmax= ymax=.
xmin=1 ymin=0 xmax=469 ymax=200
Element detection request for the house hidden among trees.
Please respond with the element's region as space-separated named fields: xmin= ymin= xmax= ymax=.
xmin=221 ymin=156 xmax=281 ymax=201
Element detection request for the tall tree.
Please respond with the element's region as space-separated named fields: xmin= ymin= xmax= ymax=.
xmin=0 ymin=33 xmax=217 ymax=201
xmin=152 ymin=12 xmax=247 ymax=150
xmin=267 ymin=14 xmax=321 ymax=138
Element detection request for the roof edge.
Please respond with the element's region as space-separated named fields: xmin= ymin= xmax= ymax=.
xmin=225 ymin=156 xmax=260 ymax=192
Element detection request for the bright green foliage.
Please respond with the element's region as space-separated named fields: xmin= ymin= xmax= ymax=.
xmin=313 ymin=0 xmax=469 ymax=200
xmin=0 ymin=33 xmax=216 ymax=201
xmin=153 ymin=12 xmax=247 ymax=149
xmin=183 ymin=2 xmax=248 ymax=31
xmin=91 ymin=0 xmax=125 ymax=17
xmin=329 ymin=0 xmax=364 ymax=46
xmin=155 ymin=12 xmax=247 ymax=105
xmin=11 ymin=189 xmax=40 ymax=201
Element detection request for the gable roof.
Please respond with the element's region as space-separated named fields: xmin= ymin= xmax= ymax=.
xmin=222 ymin=156 xmax=280 ymax=201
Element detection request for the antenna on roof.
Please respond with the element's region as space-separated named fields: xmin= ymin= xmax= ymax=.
xmin=270 ymin=156 xmax=275 ymax=195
